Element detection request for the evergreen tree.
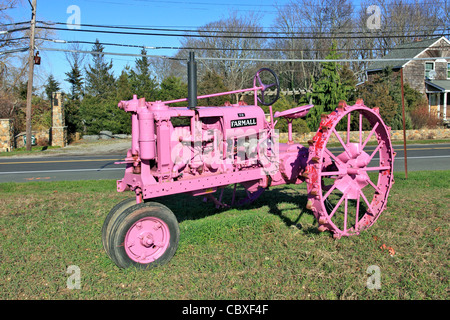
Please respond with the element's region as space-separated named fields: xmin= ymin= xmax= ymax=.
xmin=44 ymin=74 xmax=60 ymax=101
xmin=158 ymin=76 xmax=187 ymax=104
xmin=305 ymin=42 xmax=354 ymax=131
xmin=79 ymin=96 xmax=131 ymax=135
xmin=65 ymin=55 xmax=85 ymax=135
xmin=85 ymin=39 xmax=116 ymax=101
xmin=129 ymin=48 xmax=158 ymax=100
xmin=197 ymin=71 xmax=230 ymax=106
xmin=116 ymin=67 xmax=133 ymax=101
xmin=272 ymin=95 xmax=310 ymax=134
xmin=65 ymin=60 xmax=84 ymax=100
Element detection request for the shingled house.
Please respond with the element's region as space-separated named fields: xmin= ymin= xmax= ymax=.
xmin=366 ymin=36 xmax=450 ymax=124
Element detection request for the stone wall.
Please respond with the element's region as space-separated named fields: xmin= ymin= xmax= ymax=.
xmin=0 ymin=119 xmax=14 ymax=152
xmin=279 ymin=128 xmax=450 ymax=144
xmin=15 ymin=130 xmax=50 ymax=149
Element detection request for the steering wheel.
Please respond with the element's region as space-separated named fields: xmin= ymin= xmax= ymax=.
xmin=253 ymin=68 xmax=280 ymax=106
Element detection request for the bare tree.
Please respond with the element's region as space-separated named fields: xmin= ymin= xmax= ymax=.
xmin=150 ymin=56 xmax=185 ymax=84
xmin=0 ymin=0 xmax=28 ymax=122
xmin=271 ymin=0 xmax=355 ymax=91
xmin=1 ymin=0 xmax=54 ymax=96
xmin=180 ymin=11 xmax=267 ymax=103
xmin=358 ymin=0 xmax=442 ymax=56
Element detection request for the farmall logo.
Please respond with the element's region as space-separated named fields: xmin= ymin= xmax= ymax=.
xmin=230 ymin=118 xmax=257 ymax=128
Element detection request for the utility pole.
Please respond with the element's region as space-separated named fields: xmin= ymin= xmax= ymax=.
xmin=25 ymin=0 xmax=37 ymax=151
xmin=400 ymin=68 xmax=408 ymax=179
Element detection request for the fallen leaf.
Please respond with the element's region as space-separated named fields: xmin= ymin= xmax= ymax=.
xmin=388 ymin=247 xmax=395 ymax=256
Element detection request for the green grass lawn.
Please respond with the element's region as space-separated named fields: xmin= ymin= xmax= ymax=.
xmin=0 ymin=171 xmax=448 ymax=300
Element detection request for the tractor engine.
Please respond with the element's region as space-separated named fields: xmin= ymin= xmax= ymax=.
xmin=116 ymin=95 xmax=307 ymax=200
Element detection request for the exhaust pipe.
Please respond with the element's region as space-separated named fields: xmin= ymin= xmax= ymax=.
xmin=188 ymin=51 xmax=197 ymax=110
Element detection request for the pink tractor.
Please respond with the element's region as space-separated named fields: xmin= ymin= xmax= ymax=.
xmin=102 ymin=53 xmax=395 ymax=269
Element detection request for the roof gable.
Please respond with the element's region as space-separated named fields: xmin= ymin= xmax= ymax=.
xmin=366 ymin=37 xmax=450 ymax=72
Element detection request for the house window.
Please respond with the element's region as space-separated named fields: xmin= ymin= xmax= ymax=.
xmin=425 ymin=62 xmax=434 ymax=79
xmin=448 ymin=63 xmax=450 ymax=79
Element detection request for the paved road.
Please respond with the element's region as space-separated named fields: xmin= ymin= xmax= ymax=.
xmin=0 ymin=143 xmax=449 ymax=183
xmin=0 ymin=154 xmax=127 ymax=183
xmin=389 ymin=143 xmax=450 ymax=173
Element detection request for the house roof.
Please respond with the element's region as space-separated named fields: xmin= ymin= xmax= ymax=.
xmin=366 ymin=37 xmax=449 ymax=72
xmin=425 ymin=79 xmax=450 ymax=92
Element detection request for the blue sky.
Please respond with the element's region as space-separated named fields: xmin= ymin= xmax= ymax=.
xmin=8 ymin=0 xmax=372 ymax=94
xmin=7 ymin=0 xmax=286 ymax=93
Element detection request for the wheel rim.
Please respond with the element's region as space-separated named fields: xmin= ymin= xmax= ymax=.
xmin=306 ymin=100 xmax=395 ymax=238
xmin=124 ymin=217 xmax=171 ymax=263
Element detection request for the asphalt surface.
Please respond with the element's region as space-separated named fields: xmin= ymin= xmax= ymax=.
xmin=0 ymin=143 xmax=449 ymax=183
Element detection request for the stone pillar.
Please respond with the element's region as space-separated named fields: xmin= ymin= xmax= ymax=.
xmin=51 ymin=92 xmax=67 ymax=147
xmin=0 ymin=119 xmax=14 ymax=152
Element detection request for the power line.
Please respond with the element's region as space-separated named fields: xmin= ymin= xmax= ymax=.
xmin=35 ymin=37 xmax=450 ymax=53
xmin=38 ymin=47 xmax=182 ymax=60
xmin=0 ymin=47 xmax=29 ymax=55
xmin=36 ymin=20 xmax=447 ymax=36
xmin=0 ymin=26 xmax=32 ymax=35
xmin=35 ymin=46 xmax=450 ymax=64
xmin=0 ymin=37 xmax=29 ymax=43
xmin=196 ymin=56 xmax=450 ymax=63
xmin=0 ymin=21 xmax=31 ymax=27
xmin=35 ymin=24 xmax=448 ymax=40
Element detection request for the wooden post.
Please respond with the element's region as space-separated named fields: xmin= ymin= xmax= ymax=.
xmin=400 ymin=68 xmax=408 ymax=179
xmin=25 ymin=0 xmax=37 ymax=151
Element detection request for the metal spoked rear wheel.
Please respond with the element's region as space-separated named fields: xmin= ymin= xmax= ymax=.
xmin=305 ymin=100 xmax=395 ymax=238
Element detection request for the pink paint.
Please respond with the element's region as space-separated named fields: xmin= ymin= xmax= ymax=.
xmin=110 ymin=69 xmax=396 ymax=268
xmin=124 ymin=216 xmax=171 ymax=264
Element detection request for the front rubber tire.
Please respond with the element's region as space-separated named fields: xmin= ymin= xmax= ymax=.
xmin=106 ymin=202 xmax=180 ymax=269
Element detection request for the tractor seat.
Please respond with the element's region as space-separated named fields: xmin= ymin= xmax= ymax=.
xmin=274 ymin=104 xmax=314 ymax=119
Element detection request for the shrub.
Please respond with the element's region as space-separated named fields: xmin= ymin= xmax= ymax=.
xmin=410 ymin=103 xmax=443 ymax=129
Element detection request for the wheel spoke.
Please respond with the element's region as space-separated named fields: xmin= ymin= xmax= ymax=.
xmin=362 ymin=122 xmax=379 ymax=149
xmin=329 ymin=191 xmax=348 ymax=219
xmin=324 ymin=148 xmax=345 ymax=166
xmin=360 ymin=189 xmax=375 ymax=216
xmin=347 ymin=113 xmax=351 ymax=145
xmin=355 ymin=190 xmax=360 ymax=226
xmin=344 ymin=195 xmax=348 ymax=232
xmin=320 ymin=170 xmax=344 ymax=176
xmin=361 ymin=165 xmax=391 ymax=171
xmin=367 ymin=141 xmax=383 ymax=163
xmin=366 ymin=177 xmax=382 ymax=194
xmin=332 ymin=128 xmax=352 ymax=158
xmin=359 ymin=112 xmax=363 ymax=148
xmin=323 ymin=184 xmax=337 ymax=201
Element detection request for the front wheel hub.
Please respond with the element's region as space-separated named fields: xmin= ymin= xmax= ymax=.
xmin=125 ymin=217 xmax=171 ymax=263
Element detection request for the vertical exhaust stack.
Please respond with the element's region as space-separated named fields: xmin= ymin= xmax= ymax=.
xmin=188 ymin=51 xmax=197 ymax=110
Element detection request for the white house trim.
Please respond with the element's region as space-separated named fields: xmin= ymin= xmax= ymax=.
xmin=402 ymin=36 xmax=450 ymax=68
